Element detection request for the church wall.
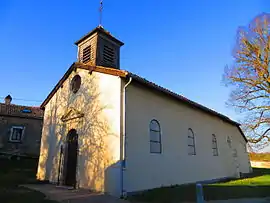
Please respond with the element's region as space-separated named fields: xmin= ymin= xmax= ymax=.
xmin=124 ymin=82 xmax=251 ymax=193
xmin=36 ymin=68 xmax=122 ymax=196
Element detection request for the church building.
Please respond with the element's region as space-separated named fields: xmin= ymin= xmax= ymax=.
xmin=36 ymin=25 xmax=252 ymax=197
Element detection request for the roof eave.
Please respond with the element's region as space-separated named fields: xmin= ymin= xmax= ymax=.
xmin=237 ymin=125 xmax=248 ymax=143
xmin=127 ymin=73 xmax=241 ymax=125
xmin=40 ymin=63 xmax=128 ymax=109
xmin=40 ymin=64 xmax=247 ymax=142
xmin=40 ymin=62 xmax=76 ymax=109
xmin=0 ymin=113 xmax=43 ymax=120
xmin=74 ymin=27 xmax=124 ymax=46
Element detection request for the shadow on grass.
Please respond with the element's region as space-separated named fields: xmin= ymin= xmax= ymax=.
xmin=0 ymin=158 xmax=39 ymax=188
xmin=128 ymin=184 xmax=197 ymax=203
xmin=0 ymin=157 xmax=58 ymax=203
xmin=203 ymin=185 xmax=270 ymax=201
xmin=244 ymin=168 xmax=270 ymax=178
xmin=0 ymin=186 xmax=57 ymax=203
xmin=130 ymin=185 xmax=270 ymax=203
xmin=129 ymin=168 xmax=270 ymax=203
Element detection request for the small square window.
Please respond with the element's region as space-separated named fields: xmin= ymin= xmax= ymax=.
xmin=9 ymin=126 xmax=25 ymax=142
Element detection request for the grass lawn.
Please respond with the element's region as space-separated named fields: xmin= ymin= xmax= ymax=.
xmin=129 ymin=168 xmax=270 ymax=203
xmin=0 ymin=157 xmax=57 ymax=203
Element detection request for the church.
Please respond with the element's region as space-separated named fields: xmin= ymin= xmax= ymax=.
xmin=36 ymin=25 xmax=252 ymax=197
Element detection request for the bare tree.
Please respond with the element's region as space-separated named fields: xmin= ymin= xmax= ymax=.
xmin=224 ymin=13 xmax=270 ymax=149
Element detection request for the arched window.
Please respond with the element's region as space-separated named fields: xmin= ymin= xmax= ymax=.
xmin=150 ymin=119 xmax=161 ymax=153
xmin=227 ymin=136 xmax=232 ymax=148
xmin=188 ymin=128 xmax=196 ymax=155
xmin=212 ymin=134 xmax=218 ymax=156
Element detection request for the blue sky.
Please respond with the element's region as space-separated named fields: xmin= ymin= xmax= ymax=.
xmin=0 ymin=0 xmax=268 ymax=122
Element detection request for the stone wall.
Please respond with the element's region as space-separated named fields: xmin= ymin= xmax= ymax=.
xmin=0 ymin=115 xmax=43 ymax=156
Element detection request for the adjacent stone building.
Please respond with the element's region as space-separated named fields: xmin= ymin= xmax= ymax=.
xmin=0 ymin=95 xmax=43 ymax=157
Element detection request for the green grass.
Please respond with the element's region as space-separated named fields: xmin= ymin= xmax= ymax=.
xmin=129 ymin=168 xmax=270 ymax=203
xmin=212 ymin=168 xmax=270 ymax=187
xmin=0 ymin=158 xmax=57 ymax=203
xmin=212 ymin=175 xmax=270 ymax=186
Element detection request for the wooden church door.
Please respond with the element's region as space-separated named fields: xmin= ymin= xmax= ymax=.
xmin=64 ymin=129 xmax=78 ymax=187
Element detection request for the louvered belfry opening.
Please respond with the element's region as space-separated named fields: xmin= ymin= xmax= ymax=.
xmin=75 ymin=26 xmax=124 ymax=69
xmin=82 ymin=45 xmax=91 ymax=63
xmin=103 ymin=45 xmax=115 ymax=65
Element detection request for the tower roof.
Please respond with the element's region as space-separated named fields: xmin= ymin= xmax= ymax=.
xmin=5 ymin=95 xmax=12 ymax=100
xmin=74 ymin=26 xmax=124 ymax=46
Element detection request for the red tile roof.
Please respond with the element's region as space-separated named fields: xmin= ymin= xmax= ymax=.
xmin=0 ymin=103 xmax=43 ymax=119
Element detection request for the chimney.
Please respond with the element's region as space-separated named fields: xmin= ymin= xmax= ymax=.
xmin=5 ymin=95 xmax=12 ymax=105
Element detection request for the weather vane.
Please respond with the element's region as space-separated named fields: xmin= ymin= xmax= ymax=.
xmin=99 ymin=0 xmax=103 ymax=27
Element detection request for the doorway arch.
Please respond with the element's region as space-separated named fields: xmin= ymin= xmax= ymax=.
xmin=64 ymin=129 xmax=78 ymax=187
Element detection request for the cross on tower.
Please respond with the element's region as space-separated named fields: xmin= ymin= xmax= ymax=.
xmin=99 ymin=0 xmax=103 ymax=27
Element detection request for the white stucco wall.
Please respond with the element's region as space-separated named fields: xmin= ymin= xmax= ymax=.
xmin=124 ymin=83 xmax=251 ymax=193
xmin=37 ymin=68 xmax=122 ymax=196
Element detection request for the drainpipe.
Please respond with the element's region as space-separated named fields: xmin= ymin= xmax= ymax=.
xmin=120 ymin=76 xmax=132 ymax=198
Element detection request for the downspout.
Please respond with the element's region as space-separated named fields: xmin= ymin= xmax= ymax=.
xmin=120 ymin=76 xmax=132 ymax=198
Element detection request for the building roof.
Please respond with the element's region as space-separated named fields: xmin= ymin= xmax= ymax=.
xmin=74 ymin=26 xmax=124 ymax=46
xmin=0 ymin=103 xmax=43 ymax=119
xmin=40 ymin=62 xmax=247 ymax=142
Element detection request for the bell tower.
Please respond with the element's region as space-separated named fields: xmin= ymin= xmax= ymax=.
xmin=75 ymin=26 xmax=124 ymax=69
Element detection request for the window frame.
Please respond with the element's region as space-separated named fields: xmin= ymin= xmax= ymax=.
xmin=227 ymin=136 xmax=232 ymax=148
xmin=212 ymin=134 xmax=218 ymax=156
xmin=9 ymin=126 xmax=25 ymax=143
xmin=233 ymin=148 xmax=238 ymax=157
xmin=149 ymin=119 xmax=162 ymax=154
xmin=70 ymin=75 xmax=81 ymax=94
xmin=188 ymin=128 xmax=196 ymax=155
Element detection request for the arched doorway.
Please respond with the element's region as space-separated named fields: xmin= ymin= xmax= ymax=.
xmin=64 ymin=129 xmax=78 ymax=187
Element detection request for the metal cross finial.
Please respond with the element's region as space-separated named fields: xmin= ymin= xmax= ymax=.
xmin=99 ymin=0 xmax=103 ymax=27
